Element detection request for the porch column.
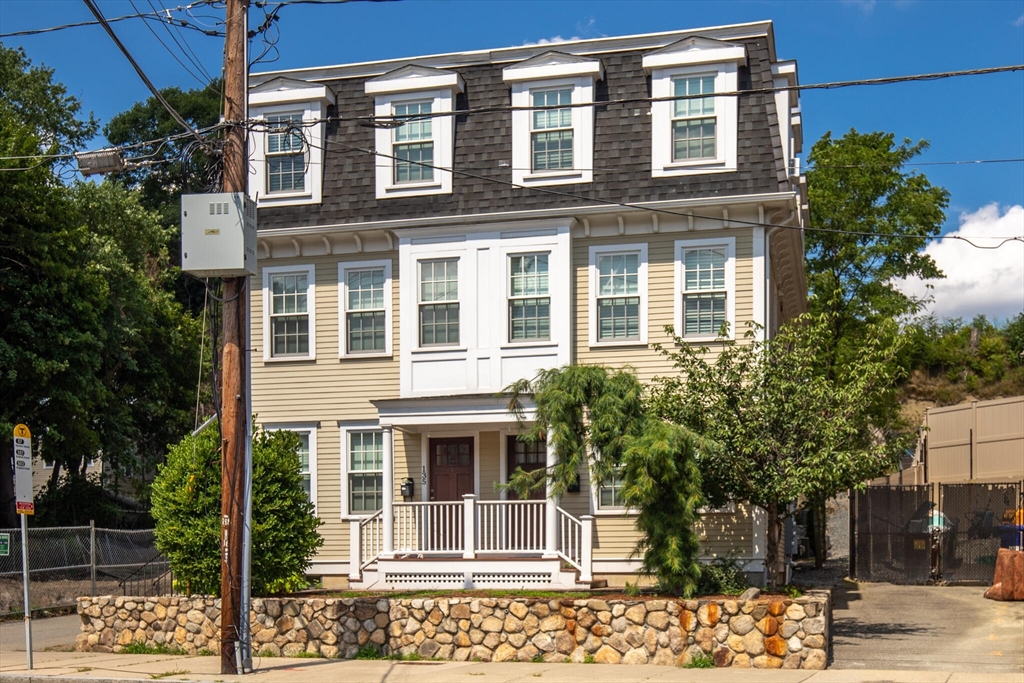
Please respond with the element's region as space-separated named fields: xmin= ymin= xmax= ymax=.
xmin=544 ymin=428 xmax=558 ymax=558
xmin=381 ymin=426 xmax=394 ymax=559
xmin=347 ymin=517 xmax=362 ymax=581
xmin=580 ymin=515 xmax=594 ymax=583
xmin=462 ymin=494 xmax=477 ymax=559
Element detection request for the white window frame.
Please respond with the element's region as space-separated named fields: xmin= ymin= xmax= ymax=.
xmin=506 ymin=251 xmax=552 ymax=344
xmin=587 ymin=243 xmax=649 ymax=347
xmin=340 ymin=424 xmax=385 ymax=517
xmin=674 ymin=236 xmax=736 ymax=342
xmin=588 ymin=458 xmax=634 ymax=516
xmin=264 ymin=424 xmax=318 ymax=515
xmin=263 ymin=111 xmax=307 ymax=195
xmin=417 ymin=256 xmax=461 ymax=349
xmin=372 ymin=89 xmax=455 ymax=199
xmin=509 ymin=77 xmax=594 ymax=187
xmin=262 ymin=264 xmax=316 ymax=362
xmin=248 ymin=79 xmax=333 ymax=208
xmin=338 ymin=259 xmax=392 ymax=358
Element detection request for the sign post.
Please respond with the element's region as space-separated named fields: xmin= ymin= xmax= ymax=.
xmin=14 ymin=423 xmax=34 ymax=670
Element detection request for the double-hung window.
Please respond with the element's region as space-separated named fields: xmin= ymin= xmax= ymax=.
xmin=509 ymin=254 xmax=550 ymax=341
xmin=597 ymin=253 xmax=640 ymax=342
xmin=265 ymin=113 xmax=306 ymax=193
xmin=348 ymin=431 xmax=383 ymax=514
xmin=419 ymin=258 xmax=459 ymax=346
xmin=598 ymin=468 xmax=626 ymax=509
xmin=269 ymin=271 xmax=310 ymax=357
xmin=671 ymin=76 xmax=716 ymax=161
xmin=296 ymin=432 xmax=312 ymax=501
xmin=393 ymin=101 xmax=434 ymax=183
xmin=531 ymin=89 xmax=573 ymax=172
xmin=345 ymin=267 xmax=387 ymax=354
xmin=674 ymin=237 xmax=735 ymax=341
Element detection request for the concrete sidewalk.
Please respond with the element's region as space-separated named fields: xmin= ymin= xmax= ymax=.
xmin=0 ymin=650 xmax=1019 ymax=683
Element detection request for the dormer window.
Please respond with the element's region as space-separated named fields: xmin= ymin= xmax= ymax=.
xmin=503 ymin=52 xmax=603 ymax=188
xmin=366 ymin=65 xmax=463 ymax=199
xmin=643 ymin=36 xmax=746 ymax=178
xmin=248 ymin=78 xmax=334 ymax=207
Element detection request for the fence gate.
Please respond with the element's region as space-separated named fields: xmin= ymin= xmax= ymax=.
xmin=939 ymin=482 xmax=1021 ymax=583
xmin=851 ymin=485 xmax=933 ymax=584
xmin=851 ymin=481 xmax=1023 ymax=585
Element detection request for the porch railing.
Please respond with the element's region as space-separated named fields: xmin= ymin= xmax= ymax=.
xmin=348 ymin=496 xmax=593 ymax=584
xmin=477 ymin=500 xmax=545 ymax=553
xmin=393 ymin=501 xmax=464 ymax=554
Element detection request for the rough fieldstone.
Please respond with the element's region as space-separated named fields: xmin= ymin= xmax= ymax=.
xmin=723 ymin=600 xmax=739 ymax=615
xmin=783 ymin=652 xmax=802 ymax=669
xmin=756 ymin=616 xmax=778 ymax=636
xmin=492 ymin=642 xmax=517 ymax=662
xmin=780 ymin=620 xmax=800 ymax=638
xmin=622 ymin=648 xmax=649 ymax=664
xmin=611 ymin=604 xmax=625 ymax=618
xmin=591 ymin=623 xmax=612 ymax=637
xmin=803 ymin=617 xmax=825 ymax=635
xmin=646 ymin=610 xmax=669 ymax=630
xmin=697 ymin=603 xmax=719 ymax=628
xmin=764 ymin=635 xmax=788 ymax=657
xmin=624 ymin=624 xmax=646 ymax=649
xmin=730 ymin=614 xmax=755 ymax=635
xmin=713 ymin=646 xmax=734 ymax=667
xmin=739 ymin=587 xmax=761 ymax=600
xmin=517 ymin=643 xmax=540 ymax=662
xmin=768 ymin=600 xmax=787 ymax=617
xmin=753 ymin=654 xmax=784 ymax=668
xmin=469 ymin=645 xmax=492 ymax=662
xmin=607 ymin=632 xmax=630 ymax=654
xmin=540 ymin=614 xmax=566 ymax=631
xmin=803 ymin=649 xmax=827 ymax=669
xmin=480 ymin=616 xmax=503 ymax=632
xmin=451 ymin=604 xmax=470 ymax=619
xmin=787 ymin=635 xmax=802 ymax=652
xmin=741 ymin=629 xmax=765 ymax=656
xmin=532 ymin=632 xmax=555 ymax=652
xmin=803 ymin=634 xmax=825 ymax=649
xmin=556 ymin=631 xmax=575 ymax=654
xmin=695 ymin=627 xmax=714 ymax=653
xmin=733 ymin=653 xmax=751 ymax=668
xmin=785 ymin=603 xmax=806 ymax=620
xmin=727 ymin=633 xmax=745 ymax=652
xmin=523 ymin=613 xmax=540 ymax=636
xmin=482 ymin=632 xmax=501 ymax=650
xmin=587 ymin=600 xmax=610 ymax=612
xmin=593 ymin=645 xmax=622 ymax=664
xmin=508 ymin=632 xmax=527 ymax=648
xmin=624 ymin=604 xmax=647 ymax=625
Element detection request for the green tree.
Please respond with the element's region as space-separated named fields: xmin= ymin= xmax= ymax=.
xmin=647 ymin=316 xmax=910 ymax=587
xmin=802 ymin=129 xmax=950 ymax=565
xmin=104 ymin=81 xmax=222 ymax=314
xmin=506 ymin=365 xmax=708 ymax=595
xmin=151 ymin=422 xmax=323 ymax=596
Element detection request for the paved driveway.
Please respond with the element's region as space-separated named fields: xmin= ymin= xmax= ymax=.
xmin=831 ymin=582 xmax=1024 ymax=674
xmin=0 ymin=614 xmax=80 ymax=652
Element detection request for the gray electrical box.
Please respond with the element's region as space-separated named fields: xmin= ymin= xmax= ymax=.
xmin=181 ymin=193 xmax=257 ymax=277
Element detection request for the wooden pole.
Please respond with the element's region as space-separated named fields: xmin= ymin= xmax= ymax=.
xmin=220 ymin=0 xmax=248 ymax=674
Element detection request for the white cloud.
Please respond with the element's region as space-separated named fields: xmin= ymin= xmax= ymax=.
xmin=1015 ymin=14 xmax=1024 ymax=27
xmin=841 ymin=0 xmax=877 ymax=13
xmin=523 ymin=35 xmax=579 ymax=47
xmin=896 ymin=203 xmax=1024 ymax=322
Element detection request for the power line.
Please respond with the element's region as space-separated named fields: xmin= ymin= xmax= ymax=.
xmin=129 ymin=0 xmax=209 ymax=86
xmin=151 ymin=0 xmax=217 ymax=82
xmin=82 ymin=0 xmax=211 ymax=149
xmin=0 ymin=2 xmax=224 ymax=38
xmin=280 ymin=124 xmax=1023 ymax=250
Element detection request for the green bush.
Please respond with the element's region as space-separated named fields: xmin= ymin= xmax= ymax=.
xmin=683 ymin=652 xmax=716 ymax=668
xmin=150 ymin=421 xmax=323 ymax=596
xmin=695 ymin=553 xmax=751 ymax=596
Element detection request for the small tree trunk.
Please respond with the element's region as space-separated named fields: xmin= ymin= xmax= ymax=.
xmin=811 ymin=498 xmax=828 ymax=569
xmin=47 ymin=458 xmax=62 ymax=491
xmin=765 ymin=501 xmax=781 ymax=589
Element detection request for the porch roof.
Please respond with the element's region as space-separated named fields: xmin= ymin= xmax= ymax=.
xmin=370 ymin=393 xmax=536 ymax=429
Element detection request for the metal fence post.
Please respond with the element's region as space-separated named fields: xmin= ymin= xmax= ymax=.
xmin=89 ymin=520 xmax=96 ymax=597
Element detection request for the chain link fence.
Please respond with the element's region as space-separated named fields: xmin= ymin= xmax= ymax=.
xmin=0 ymin=524 xmax=173 ymax=617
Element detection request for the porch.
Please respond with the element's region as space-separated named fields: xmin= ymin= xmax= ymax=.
xmin=348 ymin=395 xmax=595 ymax=590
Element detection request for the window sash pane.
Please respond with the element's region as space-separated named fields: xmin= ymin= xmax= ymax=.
xmin=683 ymin=248 xmax=727 ymax=291
xmin=531 ymin=89 xmax=572 ymax=130
xmin=271 ymin=316 xmax=309 ymax=355
xmin=394 ymin=142 xmax=434 ymax=183
xmin=393 ymin=102 xmax=433 ymax=142
xmin=349 ymin=474 xmax=383 ymax=513
xmin=597 ymin=296 xmax=640 ymax=341
xmin=350 ymin=431 xmax=384 ymax=471
xmin=347 ymin=311 xmax=386 ymax=352
xmin=672 ymin=76 xmax=715 ymax=117
xmin=599 ymin=470 xmax=624 ymax=508
xmin=597 ymin=253 xmax=639 ymax=296
xmin=683 ymin=292 xmax=727 ymax=336
xmin=420 ymin=259 xmax=458 ymax=302
xmin=419 ymin=303 xmax=460 ymax=346
xmin=672 ymin=118 xmax=717 ymax=161
xmin=532 ymin=130 xmax=574 ymax=171
xmin=509 ymin=297 xmax=551 ymax=341
xmin=509 ymin=254 xmax=549 ymax=296
xmin=347 ymin=268 xmax=386 ymax=310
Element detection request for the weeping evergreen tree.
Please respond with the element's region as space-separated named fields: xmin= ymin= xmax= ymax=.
xmin=505 ymin=365 xmax=711 ymax=596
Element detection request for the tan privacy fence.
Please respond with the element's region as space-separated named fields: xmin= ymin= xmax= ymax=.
xmin=925 ymin=396 xmax=1024 ymax=483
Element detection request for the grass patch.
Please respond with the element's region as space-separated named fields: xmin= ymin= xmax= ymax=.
xmin=682 ymin=653 xmax=715 ymax=669
xmin=290 ymin=651 xmax=322 ymax=659
xmin=76 ymin=668 xmax=93 ymax=673
xmin=120 ymin=643 xmax=185 ymax=656
xmin=149 ymin=669 xmax=189 ymax=680
xmin=258 ymin=649 xmax=278 ymax=658
xmin=583 ymin=654 xmax=595 ymax=664
xmin=781 ymin=584 xmax=803 ymax=598
xmin=530 ymin=654 xmax=545 ymax=663
xmin=195 ymin=649 xmax=216 ymax=657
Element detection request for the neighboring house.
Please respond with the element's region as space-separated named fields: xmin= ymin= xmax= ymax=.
xmin=31 ymin=456 xmax=103 ymax=495
xmin=247 ymin=20 xmax=808 ymax=589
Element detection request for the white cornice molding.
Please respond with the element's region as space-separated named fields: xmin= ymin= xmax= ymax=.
xmin=641 ymin=36 xmax=748 ymax=73
xmin=365 ymin=64 xmax=465 ymax=95
xmin=255 ymin=191 xmax=797 ymax=240
xmin=249 ymin=77 xmax=335 ymax=107
xmin=249 ymin=21 xmax=775 ymax=86
xmin=502 ymin=51 xmax=604 ymax=83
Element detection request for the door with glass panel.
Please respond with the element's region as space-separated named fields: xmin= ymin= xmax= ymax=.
xmin=428 ymin=437 xmax=474 ymax=552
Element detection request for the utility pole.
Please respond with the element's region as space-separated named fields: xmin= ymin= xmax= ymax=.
xmin=220 ymin=0 xmax=248 ymax=675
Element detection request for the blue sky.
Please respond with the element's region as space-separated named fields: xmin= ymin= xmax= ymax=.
xmin=3 ymin=0 xmax=1023 ymax=319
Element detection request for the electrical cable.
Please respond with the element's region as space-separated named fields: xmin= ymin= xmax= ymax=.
xmin=82 ymin=0 xmax=214 ymax=151
xmin=151 ymin=0 xmax=218 ymax=83
xmin=129 ymin=0 xmax=209 ymax=86
xmin=0 ymin=1 xmax=224 ymax=38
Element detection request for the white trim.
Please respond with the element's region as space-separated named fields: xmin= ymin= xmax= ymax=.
xmin=262 ymin=264 xmax=316 ymax=361
xmin=340 ymin=423 xmax=385 ymax=518
xmin=752 ymin=227 xmax=765 ymax=341
xmin=502 ymin=54 xmax=604 ymax=83
xmin=338 ymin=258 xmax=393 ymax=358
xmin=365 ymin=66 xmax=465 ymax=95
xmin=421 ymin=431 xmax=480 ymax=499
xmin=249 ymin=80 xmax=334 ymax=106
xmin=587 ymin=243 xmax=649 ymax=348
xmin=248 ymin=101 xmax=329 ymax=208
xmin=510 ymin=77 xmax=595 ymax=187
xmin=305 ymin=560 xmax=351 ymax=575
xmin=673 ymin=236 xmax=736 ymax=342
xmin=650 ymin=63 xmax=738 ymax=178
xmin=420 ymin=434 xmax=429 ymax=502
xmin=372 ymin=89 xmax=455 ymax=199
xmin=263 ymin=423 xmax=318 ymax=515
xmin=498 ymin=430 xmax=509 ymax=501
xmin=641 ymin=38 xmax=747 ymax=71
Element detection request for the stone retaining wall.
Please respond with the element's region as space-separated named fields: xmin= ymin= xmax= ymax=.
xmin=76 ymin=591 xmax=830 ymax=669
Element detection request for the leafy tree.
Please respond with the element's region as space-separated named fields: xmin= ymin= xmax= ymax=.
xmin=802 ymin=129 xmax=950 ymax=564
xmin=104 ymin=81 xmax=222 ymax=314
xmin=647 ymin=316 xmax=910 ymax=587
xmin=506 ymin=365 xmax=708 ymax=595
xmin=151 ymin=422 xmax=323 ymax=596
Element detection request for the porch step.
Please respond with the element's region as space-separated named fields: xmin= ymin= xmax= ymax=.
xmin=352 ymin=556 xmax=591 ymax=591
